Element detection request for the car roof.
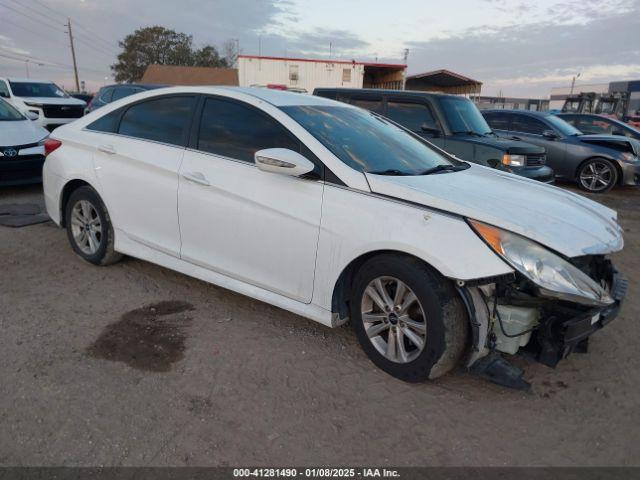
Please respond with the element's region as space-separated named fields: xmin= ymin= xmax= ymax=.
xmin=101 ymin=83 xmax=169 ymax=90
xmin=3 ymin=77 xmax=55 ymax=83
xmin=218 ymin=86 xmax=341 ymax=107
xmin=314 ymin=87 xmax=468 ymax=100
xmin=483 ymin=109 xmax=550 ymax=117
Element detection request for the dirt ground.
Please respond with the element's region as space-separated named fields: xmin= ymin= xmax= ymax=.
xmin=0 ymin=182 xmax=639 ymax=467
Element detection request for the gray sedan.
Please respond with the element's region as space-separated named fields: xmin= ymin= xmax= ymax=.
xmin=483 ymin=110 xmax=640 ymax=193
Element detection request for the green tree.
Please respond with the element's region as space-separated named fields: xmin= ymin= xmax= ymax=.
xmin=111 ymin=26 xmax=228 ymax=82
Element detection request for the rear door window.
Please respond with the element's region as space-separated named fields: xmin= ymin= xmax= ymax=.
xmin=510 ymin=114 xmax=547 ymax=135
xmin=118 ymin=96 xmax=196 ymax=146
xmin=112 ymin=87 xmax=138 ymax=101
xmin=349 ymin=96 xmax=384 ymax=114
xmin=99 ymin=87 xmax=114 ymax=103
xmin=484 ymin=112 xmax=510 ymax=131
xmin=386 ymin=100 xmax=439 ymax=133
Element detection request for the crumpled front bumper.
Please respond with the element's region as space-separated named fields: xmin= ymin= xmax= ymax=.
xmin=536 ymin=269 xmax=628 ymax=367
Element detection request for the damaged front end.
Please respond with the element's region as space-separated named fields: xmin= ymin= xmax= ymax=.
xmin=459 ymin=221 xmax=627 ymax=389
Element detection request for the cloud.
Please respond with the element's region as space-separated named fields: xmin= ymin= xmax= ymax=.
xmin=406 ymin=1 xmax=640 ymax=96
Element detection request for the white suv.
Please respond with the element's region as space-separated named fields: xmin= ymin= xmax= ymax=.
xmin=41 ymin=87 xmax=627 ymax=387
xmin=0 ymin=77 xmax=86 ymax=130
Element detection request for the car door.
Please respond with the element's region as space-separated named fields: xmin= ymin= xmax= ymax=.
xmin=507 ymin=113 xmax=569 ymax=176
xmin=91 ymin=95 xmax=197 ymax=256
xmin=384 ymin=97 xmax=446 ymax=149
xmin=178 ymin=96 xmax=324 ymax=303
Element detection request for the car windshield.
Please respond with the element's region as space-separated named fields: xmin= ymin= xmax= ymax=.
xmin=545 ymin=115 xmax=582 ymax=136
xmin=438 ymin=96 xmax=492 ymax=135
xmin=281 ymin=105 xmax=464 ymax=175
xmin=0 ymin=99 xmax=24 ymax=121
xmin=9 ymin=81 xmax=69 ymax=98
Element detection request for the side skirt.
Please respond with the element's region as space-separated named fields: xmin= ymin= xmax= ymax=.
xmin=115 ymin=229 xmax=335 ymax=328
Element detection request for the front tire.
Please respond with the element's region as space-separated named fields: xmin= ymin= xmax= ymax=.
xmin=65 ymin=186 xmax=121 ymax=266
xmin=577 ymin=158 xmax=617 ymax=193
xmin=350 ymin=254 xmax=468 ymax=382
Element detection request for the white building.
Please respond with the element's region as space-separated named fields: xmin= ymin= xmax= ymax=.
xmin=237 ymin=55 xmax=407 ymax=93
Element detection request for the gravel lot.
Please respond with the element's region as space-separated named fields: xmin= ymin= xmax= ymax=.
xmin=1 ymin=183 xmax=639 ymax=467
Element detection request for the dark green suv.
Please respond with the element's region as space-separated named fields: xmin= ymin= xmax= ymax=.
xmin=313 ymin=88 xmax=554 ymax=182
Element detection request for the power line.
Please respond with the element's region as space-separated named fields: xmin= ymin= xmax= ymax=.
xmin=23 ymin=0 xmax=119 ymax=53
xmin=1 ymin=0 xmax=117 ymax=59
xmin=0 ymin=1 xmax=65 ymax=34
xmin=0 ymin=49 xmax=112 ymax=76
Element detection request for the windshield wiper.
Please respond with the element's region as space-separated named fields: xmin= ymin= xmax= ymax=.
xmin=452 ymin=130 xmax=485 ymax=137
xmin=418 ymin=164 xmax=468 ymax=175
xmin=366 ymin=169 xmax=412 ymax=176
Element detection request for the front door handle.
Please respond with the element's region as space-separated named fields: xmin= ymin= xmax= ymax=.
xmin=97 ymin=144 xmax=116 ymax=155
xmin=182 ymin=171 xmax=210 ymax=186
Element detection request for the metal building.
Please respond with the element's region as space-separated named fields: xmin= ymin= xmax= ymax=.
xmin=237 ymin=55 xmax=407 ymax=93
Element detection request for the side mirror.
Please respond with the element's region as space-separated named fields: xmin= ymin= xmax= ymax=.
xmin=542 ymin=129 xmax=559 ymax=140
xmin=421 ymin=124 xmax=441 ymax=136
xmin=25 ymin=111 xmax=39 ymax=121
xmin=612 ymin=130 xmax=625 ymax=136
xmin=0 ymin=91 xmax=8 ymax=98
xmin=255 ymin=148 xmax=315 ymax=177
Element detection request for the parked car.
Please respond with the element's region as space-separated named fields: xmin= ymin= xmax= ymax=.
xmin=483 ymin=110 xmax=640 ymax=193
xmin=43 ymin=87 xmax=626 ymax=385
xmin=0 ymin=98 xmax=49 ymax=185
xmin=0 ymin=77 xmax=86 ymax=131
xmin=86 ymin=83 xmax=167 ymax=113
xmin=70 ymin=93 xmax=95 ymax=104
xmin=556 ymin=113 xmax=640 ymax=141
xmin=314 ymin=88 xmax=554 ymax=183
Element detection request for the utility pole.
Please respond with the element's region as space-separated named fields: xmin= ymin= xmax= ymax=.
xmin=66 ymin=17 xmax=80 ymax=92
xmin=570 ymin=72 xmax=581 ymax=95
xmin=25 ymin=60 xmax=29 ymax=78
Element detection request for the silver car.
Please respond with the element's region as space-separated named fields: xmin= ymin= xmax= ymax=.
xmin=483 ymin=109 xmax=640 ymax=193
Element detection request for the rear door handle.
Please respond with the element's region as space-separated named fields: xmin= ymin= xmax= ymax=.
xmin=182 ymin=171 xmax=210 ymax=186
xmin=97 ymin=144 xmax=116 ymax=155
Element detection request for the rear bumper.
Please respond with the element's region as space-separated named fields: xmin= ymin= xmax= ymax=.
xmin=619 ymin=161 xmax=640 ymax=186
xmin=0 ymin=155 xmax=45 ymax=186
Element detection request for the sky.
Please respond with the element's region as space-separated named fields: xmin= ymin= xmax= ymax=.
xmin=0 ymin=0 xmax=638 ymax=97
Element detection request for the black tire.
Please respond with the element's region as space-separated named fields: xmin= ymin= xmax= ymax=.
xmin=65 ymin=186 xmax=122 ymax=266
xmin=577 ymin=158 xmax=618 ymax=193
xmin=350 ymin=254 xmax=468 ymax=382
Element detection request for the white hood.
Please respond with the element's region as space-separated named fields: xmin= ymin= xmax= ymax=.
xmin=365 ymin=164 xmax=623 ymax=258
xmin=0 ymin=120 xmax=48 ymax=147
xmin=20 ymin=96 xmax=86 ymax=106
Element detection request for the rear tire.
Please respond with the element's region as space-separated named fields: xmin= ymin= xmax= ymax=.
xmin=350 ymin=254 xmax=468 ymax=382
xmin=577 ymin=158 xmax=617 ymax=193
xmin=65 ymin=186 xmax=122 ymax=266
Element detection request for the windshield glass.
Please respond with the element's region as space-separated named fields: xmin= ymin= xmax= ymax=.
xmin=438 ymin=96 xmax=492 ymax=135
xmin=9 ymin=81 xmax=69 ymax=98
xmin=0 ymin=99 xmax=25 ymax=121
xmin=546 ymin=115 xmax=582 ymax=136
xmin=281 ymin=105 xmax=462 ymax=175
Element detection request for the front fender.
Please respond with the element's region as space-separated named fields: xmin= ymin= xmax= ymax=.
xmin=311 ymin=185 xmax=513 ymax=311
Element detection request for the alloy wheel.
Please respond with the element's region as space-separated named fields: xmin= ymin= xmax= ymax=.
xmin=579 ymin=161 xmax=613 ymax=192
xmin=70 ymin=200 xmax=102 ymax=255
xmin=360 ymin=276 xmax=427 ymax=364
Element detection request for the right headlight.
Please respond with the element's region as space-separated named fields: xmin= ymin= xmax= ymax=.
xmin=469 ymin=219 xmax=614 ymax=307
xmin=502 ymin=154 xmax=526 ymax=167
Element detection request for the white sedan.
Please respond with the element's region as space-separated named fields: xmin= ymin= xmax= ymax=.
xmin=42 ymin=87 xmax=626 ymax=384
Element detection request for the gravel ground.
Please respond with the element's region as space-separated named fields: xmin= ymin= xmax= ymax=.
xmin=0 ymin=183 xmax=639 ymax=467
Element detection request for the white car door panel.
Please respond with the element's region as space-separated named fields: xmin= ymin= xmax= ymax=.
xmin=93 ymin=135 xmax=184 ymax=256
xmin=178 ymin=151 xmax=323 ymax=303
